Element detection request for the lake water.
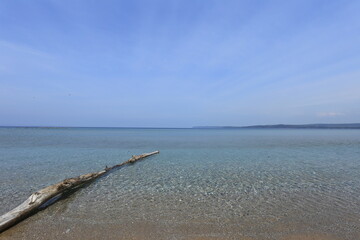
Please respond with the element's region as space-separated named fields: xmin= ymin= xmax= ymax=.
xmin=0 ymin=127 xmax=360 ymax=239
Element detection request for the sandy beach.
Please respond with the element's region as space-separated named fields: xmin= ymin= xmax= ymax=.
xmin=0 ymin=218 xmax=348 ymax=240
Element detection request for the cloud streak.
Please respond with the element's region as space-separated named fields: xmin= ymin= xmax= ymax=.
xmin=317 ymin=112 xmax=344 ymax=117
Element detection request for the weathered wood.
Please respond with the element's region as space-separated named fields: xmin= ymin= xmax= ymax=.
xmin=0 ymin=151 xmax=159 ymax=233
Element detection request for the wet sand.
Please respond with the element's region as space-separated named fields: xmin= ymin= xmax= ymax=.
xmin=0 ymin=214 xmax=354 ymax=240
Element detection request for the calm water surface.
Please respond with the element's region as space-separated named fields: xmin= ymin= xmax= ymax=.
xmin=0 ymin=128 xmax=360 ymax=239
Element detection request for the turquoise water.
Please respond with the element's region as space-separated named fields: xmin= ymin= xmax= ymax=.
xmin=1 ymin=128 xmax=360 ymax=239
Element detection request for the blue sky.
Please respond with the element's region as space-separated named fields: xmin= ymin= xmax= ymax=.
xmin=1 ymin=0 xmax=359 ymax=127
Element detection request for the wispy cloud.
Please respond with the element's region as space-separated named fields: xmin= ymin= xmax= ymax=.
xmin=317 ymin=112 xmax=344 ymax=117
xmin=0 ymin=40 xmax=51 ymax=58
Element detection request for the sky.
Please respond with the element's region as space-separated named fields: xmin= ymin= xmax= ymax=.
xmin=1 ymin=0 xmax=360 ymax=127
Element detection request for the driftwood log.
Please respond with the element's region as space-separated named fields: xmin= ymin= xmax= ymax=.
xmin=0 ymin=151 xmax=159 ymax=233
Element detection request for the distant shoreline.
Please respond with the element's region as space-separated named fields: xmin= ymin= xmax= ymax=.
xmin=194 ymin=123 xmax=360 ymax=129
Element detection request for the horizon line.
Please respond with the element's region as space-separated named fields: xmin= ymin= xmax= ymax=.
xmin=1 ymin=122 xmax=360 ymax=129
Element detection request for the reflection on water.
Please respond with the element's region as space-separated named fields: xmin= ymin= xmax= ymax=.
xmin=0 ymin=128 xmax=360 ymax=239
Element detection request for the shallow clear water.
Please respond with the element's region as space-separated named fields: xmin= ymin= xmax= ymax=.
xmin=1 ymin=128 xmax=360 ymax=239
